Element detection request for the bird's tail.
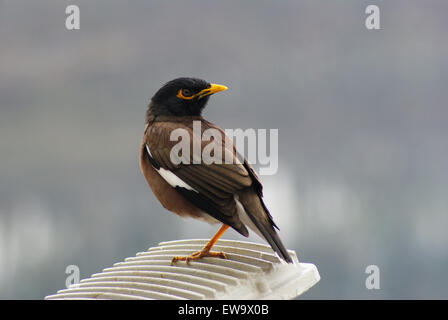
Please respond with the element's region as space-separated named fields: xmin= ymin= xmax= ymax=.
xmin=238 ymin=191 xmax=293 ymax=264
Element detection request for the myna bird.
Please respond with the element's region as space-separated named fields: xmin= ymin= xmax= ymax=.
xmin=139 ymin=77 xmax=293 ymax=264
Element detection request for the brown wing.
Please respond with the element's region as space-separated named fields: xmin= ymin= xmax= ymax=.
xmin=144 ymin=119 xmax=252 ymax=236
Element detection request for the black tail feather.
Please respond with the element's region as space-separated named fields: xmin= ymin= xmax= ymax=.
xmin=248 ymin=214 xmax=293 ymax=263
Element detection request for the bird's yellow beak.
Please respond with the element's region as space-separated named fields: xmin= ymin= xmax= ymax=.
xmin=177 ymin=83 xmax=228 ymax=100
xmin=197 ymin=83 xmax=228 ymax=99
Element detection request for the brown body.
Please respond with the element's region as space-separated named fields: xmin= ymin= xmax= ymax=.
xmin=139 ymin=124 xmax=214 ymax=223
xmin=139 ymin=116 xmax=256 ymax=231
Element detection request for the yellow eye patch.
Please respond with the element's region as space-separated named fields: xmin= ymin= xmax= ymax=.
xmin=176 ymin=89 xmax=196 ymax=100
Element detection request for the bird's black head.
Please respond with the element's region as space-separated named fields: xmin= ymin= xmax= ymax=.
xmin=148 ymin=77 xmax=227 ymax=118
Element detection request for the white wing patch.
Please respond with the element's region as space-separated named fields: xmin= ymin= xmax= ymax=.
xmin=158 ymin=167 xmax=197 ymax=192
xmin=146 ymin=144 xmax=198 ymax=192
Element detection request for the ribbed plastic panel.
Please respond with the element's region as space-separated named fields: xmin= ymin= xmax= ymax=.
xmin=45 ymin=239 xmax=320 ymax=300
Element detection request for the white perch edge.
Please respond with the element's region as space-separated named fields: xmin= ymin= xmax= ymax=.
xmin=45 ymin=239 xmax=320 ymax=300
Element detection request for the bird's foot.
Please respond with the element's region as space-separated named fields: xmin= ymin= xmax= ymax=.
xmin=170 ymin=250 xmax=227 ymax=266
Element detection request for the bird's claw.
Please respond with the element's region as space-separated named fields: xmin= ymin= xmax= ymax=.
xmin=171 ymin=250 xmax=227 ymax=266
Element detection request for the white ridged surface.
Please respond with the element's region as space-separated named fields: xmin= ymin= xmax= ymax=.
xmin=45 ymin=239 xmax=320 ymax=300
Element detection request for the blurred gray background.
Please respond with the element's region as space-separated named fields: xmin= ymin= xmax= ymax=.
xmin=1 ymin=0 xmax=447 ymax=299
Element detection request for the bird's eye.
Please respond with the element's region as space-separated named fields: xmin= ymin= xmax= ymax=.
xmin=176 ymin=88 xmax=196 ymax=100
xmin=182 ymin=89 xmax=193 ymax=97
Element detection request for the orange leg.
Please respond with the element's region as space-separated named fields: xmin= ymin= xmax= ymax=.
xmin=171 ymin=224 xmax=229 ymax=265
